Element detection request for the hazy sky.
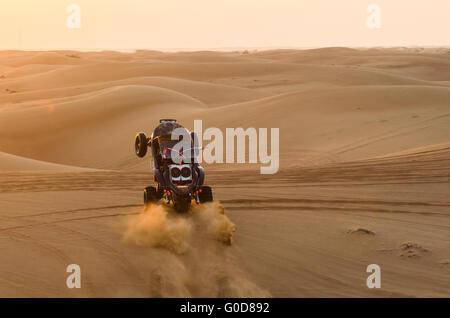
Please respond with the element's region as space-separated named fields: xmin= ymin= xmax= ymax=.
xmin=0 ymin=0 xmax=449 ymax=50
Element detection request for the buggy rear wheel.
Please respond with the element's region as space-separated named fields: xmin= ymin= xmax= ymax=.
xmin=144 ymin=186 xmax=158 ymax=207
xmin=199 ymin=186 xmax=213 ymax=203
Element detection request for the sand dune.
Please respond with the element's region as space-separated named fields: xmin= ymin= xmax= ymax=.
xmin=0 ymin=84 xmax=206 ymax=168
xmin=1 ymin=52 xmax=91 ymax=67
xmin=369 ymin=141 xmax=450 ymax=159
xmin=183 ymin=85 xmax=450 ymax=164
xmin=255 ymin=47 xmax=450 ymax=81
xmin=0 ymin=151 xmax=90 ymax=171
xmin=0 ymin=76 xmax=266 ymax=108
xmin=0 ymin=48 xmax=449 ymax=297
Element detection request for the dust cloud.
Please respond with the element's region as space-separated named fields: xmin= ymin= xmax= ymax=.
xmin=121 ymin=201 xmax=270 ymax=297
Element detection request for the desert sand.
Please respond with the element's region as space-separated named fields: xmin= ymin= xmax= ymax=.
xmin=0 ymin=48 xmax=449 ymax=297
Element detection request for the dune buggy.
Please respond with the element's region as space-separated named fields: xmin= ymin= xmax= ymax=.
xmin=134 ymin=119 xmax=213 ymax=212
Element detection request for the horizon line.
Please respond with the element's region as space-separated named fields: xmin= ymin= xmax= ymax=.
xmin=1 ymin=45 xmax=450 ymax=53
